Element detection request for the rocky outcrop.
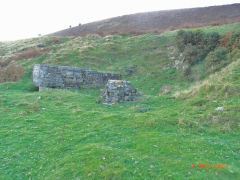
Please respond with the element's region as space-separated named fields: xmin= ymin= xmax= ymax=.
xmin=33 ymin=64 xmax=120 ymax=91
xmin=101 ymin=80 xmax=140 ymax=103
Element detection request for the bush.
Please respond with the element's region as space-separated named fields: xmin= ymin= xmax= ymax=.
xmin=177 ymin=30 xmax=203 ymax=52
xmin=205 ymin=47 xmax=229 ymax=70
xmin=183 ymin=44 xmax=206 ymax=65
xmin=220 ymin=31 xmax=240 ymax=50
xmin=229 ymin=48 xmax=240 ymax=61
xmin=230 ymin=31 xmax=240 ymax=47
xmin=177 ymin=30 xmax=220 ymax=52
xmin=232 ymin=38 xmax=240 ymax=50
xmin=176 ymin=30 xmax=220 ymax=66
xmin=204 ymin=32 xmax=220 ymax=51
xmin=0 ymin=64 xmax=24 ymax=83
xmin=183 ymin=66 xmax=191 ymax=77
xmin=176 ymin=30 xmax=191 ymax=52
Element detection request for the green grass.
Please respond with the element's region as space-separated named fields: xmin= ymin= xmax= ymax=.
xmin=0 ymin=23 xmax=240 ymax=179
xmin=1 ymin=83 xmax=239 ymax=179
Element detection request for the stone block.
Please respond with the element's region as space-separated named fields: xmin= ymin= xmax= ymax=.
xmin=101 ymin=80 xmax=140 ymax=103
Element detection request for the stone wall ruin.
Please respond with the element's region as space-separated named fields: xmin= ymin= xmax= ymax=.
xmin=101 ymin=80 xmax=139 ymax=103
xmin=33 ymin=64 xmax=121 ymax=91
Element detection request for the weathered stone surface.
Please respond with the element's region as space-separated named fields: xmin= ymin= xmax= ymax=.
xmin=101 ymin=80 xmax=139 ymax=103
xmin=33 ymin=64 xmax=120 ymax=90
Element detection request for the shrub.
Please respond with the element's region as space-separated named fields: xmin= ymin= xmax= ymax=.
xmin=204 ymin=32 xmax=220 ymax=51
xmin=176 ymin=30 xmax=220 ymax=66
xmin=230 ymin=31 xmax=240 ymax=48
xmin=183 ymin=44 xmax=206 ymax=65
xmin=205 ymin=47 xmax=229 ymax=70
xmin=220 ymin=31 xmax=234 ymax=48
xmin=0 ymin=64 xmax=24 ymax=83
xmin=229 ymin=48 xmax=240 ymax=61
xmin=183 ymin=66 xmax=191 ymax=77
xmin=176 ymin=30 xmax=190 ymax=52
xmin=176 ymin=30 xmax=203 ymax=52
xmin=220 ymin=31 xmax=240 ymax=50
xmin=177 ymin=30 xmax=219 ymax=53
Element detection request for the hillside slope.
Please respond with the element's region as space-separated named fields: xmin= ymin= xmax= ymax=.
xmin=0 ymin=23 xmax=240 ymax=179
xmin=49 ymin=3 xmax=240 ymax=36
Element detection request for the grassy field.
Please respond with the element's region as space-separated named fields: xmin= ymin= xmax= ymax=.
xmin=0 ymin=23 xmax=240 ymax=179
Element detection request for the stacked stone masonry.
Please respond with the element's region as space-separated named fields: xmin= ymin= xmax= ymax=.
xmin=33 ymin=64 xmax=121 ymax=91
xmin=101 ymin=80 xmax=138 ymax=103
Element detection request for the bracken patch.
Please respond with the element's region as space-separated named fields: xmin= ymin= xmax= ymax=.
xmin=0 ymin=64 xmax=24 ymax=83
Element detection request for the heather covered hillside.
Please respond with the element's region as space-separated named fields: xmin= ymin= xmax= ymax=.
xmin=49 ymin=3 xmax=240 ymax=37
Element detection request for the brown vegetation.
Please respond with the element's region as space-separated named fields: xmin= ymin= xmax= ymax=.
xmin=177 ymin=18 xmax=240 ymax=30
xmin=45 ymin=38 xmax=62 ymax=44
xmin=48 ymin=4 xmax=240 ymax=37
xmin=220 ymin=31 xmax=240 ymax=50
xmin=220 ymin=32 xmax=234 ymax=48
xmin=13 ymin=47 xmax=50 ymax=60
xmin=0 ymin=64 xmax=24 ymax=83
xmin=0 ymin=59 xmax=12 ymax=67
xmin=84 ymin=29 xmax=166 ymax=37
xmin=0 ymin=47 xmax=50 ymax=68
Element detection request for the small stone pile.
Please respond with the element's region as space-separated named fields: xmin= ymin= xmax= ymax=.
xmin=101 ymin=80 xmax=139 ymax=103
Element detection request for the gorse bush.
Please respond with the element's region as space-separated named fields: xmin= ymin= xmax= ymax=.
xmin=204 ymin=32 xmax=220 ymax=51
xmin=229 ymin=48 xmax=240 ymax=61
xmin=176 ymin=30 xmax=220 ymax=66
xmin=220 ymin=31 xmax=240 ymax=50
xmin=229 ymin=31 xmax=240 ymax=49
xmin=183 ymin=44 xmax=205 ymax=65
xmin=176 ymin=30 xmax=219 ymax=52
xmin=205 ymin=47 xmax=229 ymax=71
